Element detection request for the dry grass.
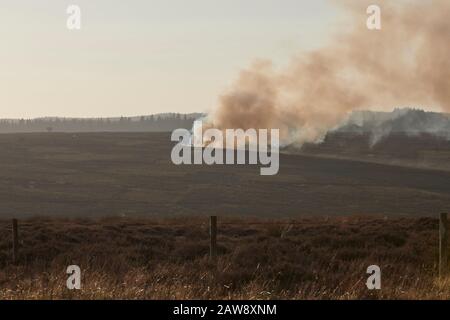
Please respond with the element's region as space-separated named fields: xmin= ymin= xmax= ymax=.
xmin=0 ymin=216 xmax=449 ymax=300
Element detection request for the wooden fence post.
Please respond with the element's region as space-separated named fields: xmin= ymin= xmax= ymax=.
xmin=12 ymin=219 xmax=19 ymax=264
xmin=210 ymin=216 xmax=217 ymax=261
xmin=439 ymin=213 xmax=448 ymax=278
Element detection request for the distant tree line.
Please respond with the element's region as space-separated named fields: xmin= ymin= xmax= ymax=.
xmin=0 ymin=113 xmax=203 ymax=133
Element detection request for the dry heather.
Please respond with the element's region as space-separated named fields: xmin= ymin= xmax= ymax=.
xmin=0 ymin=216 xmax=449 ymax=300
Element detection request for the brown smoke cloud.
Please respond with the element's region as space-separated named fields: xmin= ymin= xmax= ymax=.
xmin=205 ymin=0 xmax=450 ymax=146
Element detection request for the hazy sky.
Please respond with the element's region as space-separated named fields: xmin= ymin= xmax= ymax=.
xmin=0 ymin=0 xmax=340 ymax=118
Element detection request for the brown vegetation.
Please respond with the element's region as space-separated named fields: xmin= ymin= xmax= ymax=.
xmin=0 ymin=216 xmax=448 ymax=300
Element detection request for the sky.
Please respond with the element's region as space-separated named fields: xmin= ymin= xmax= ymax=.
xmin=0 ymin=0 xmax=340 ymax=118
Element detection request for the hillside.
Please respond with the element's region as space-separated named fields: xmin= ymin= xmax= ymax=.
xmin=298 ymin=109 xmax=450 ymax=171
xmin=0 ymin=113 xmax=203 ymax=133
xmin=0 ymin=132 xmax=449 ymax=218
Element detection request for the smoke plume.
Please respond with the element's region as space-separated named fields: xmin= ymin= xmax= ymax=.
xmin=204 ymin=0 xmax=450 ymax=146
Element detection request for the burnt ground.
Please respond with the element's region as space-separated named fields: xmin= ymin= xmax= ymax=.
xmin=0 ymin=132 xmax=448 ymax=218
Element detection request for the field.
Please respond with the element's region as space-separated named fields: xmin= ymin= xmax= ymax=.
xmin=0 ymin=132 xmax=449 ymax=299
xmin=0 ymin=216 xmax=448 ymax=299
xmin=0 ymin=132 xmax=449 ymax=218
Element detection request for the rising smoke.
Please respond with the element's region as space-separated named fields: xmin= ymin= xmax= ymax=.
xmin=204 ymin=0 xmax=450 ymax=147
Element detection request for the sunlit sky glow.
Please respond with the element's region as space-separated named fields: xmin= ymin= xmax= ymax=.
xmin=0 ymin=0 xmax=340 ymax=118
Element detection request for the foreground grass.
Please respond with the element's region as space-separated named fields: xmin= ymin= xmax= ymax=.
xmin=0 ymin=216 xmax=449 ymax=299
